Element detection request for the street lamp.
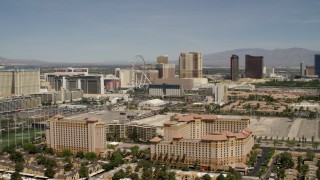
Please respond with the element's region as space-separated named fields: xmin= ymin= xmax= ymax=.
xmin=7 ymin=113 xmax=10 ymax=148
xmin=0 ymin=114 xmax=2 ymax=151
xmin=21 ymin=121 xmax=26 ymax=145
xmin=28 ymin=115 xmax=31 ymax=143
xmin=14 ymin=115 xmax=17 ymax=148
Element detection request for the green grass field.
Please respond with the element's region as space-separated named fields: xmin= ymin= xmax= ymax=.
xmin=0 ymin=129 xmax=45 ymax=151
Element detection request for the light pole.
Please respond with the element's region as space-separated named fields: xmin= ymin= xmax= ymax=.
xmin=42 ymin=108 xmax=46 ymax=138
xmin=28 ymin=114 xmax=30 ymax=143
xmin=33 ymin=117 xmax=36 ymax=141
xmin=21 ymin=121 xmax=25 ymax=145
xmin=14 ymin=115 xmax=16 ymax=148
xmin=0 ymin=114 xmax=2 ymax=151
xmin=7 ymin=114 xmax=9 ymax=148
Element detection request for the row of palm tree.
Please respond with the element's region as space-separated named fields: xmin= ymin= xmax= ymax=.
xmin=153 ymin=152 xmax=186 ymax=163
xmin=152 ymin=153 xmax=218 ymax=171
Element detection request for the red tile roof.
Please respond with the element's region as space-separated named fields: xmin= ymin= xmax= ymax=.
xmin=86 ymin=116 xmax=100 ymax=122
xmin=235 ymin=162 xmax=247 ymax=169
xmin=172 ymin=133 xmax=183 ymax=139
xmin=243 ymin=127 xmax=253 ymax=134
xmin=163 ymin=120 xmax=173 ymax=125
xmin=225 ymin=132 xmax=236 ymax=137
xmin=175 ymin=115 xmax=195 ymax=122
xmin=197 ymin=114 xmax=218 ymax=120
xmin=201 ymin=128 xmax=252 ymax=141
xmin=150 ymin=137 xmax=163 ymax=143
xmin=235 ymin=132 xmax=248 ymax=139
xmin=54 ymin=114 xmax=64 ymax=119
xmin=201 ymin=134 xmax=228 ymax=141
xmin=241 ymin=116 xmax=250 ymax=120
xmin=173 ymin=114 xmax=217 ymax=122
xmin=234 ymin=128 xmax=253 ymax=139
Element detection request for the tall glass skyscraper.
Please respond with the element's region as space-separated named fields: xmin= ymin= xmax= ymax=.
xmin=315 ymin=54 xmax=320 ymax=77
xmin=230 ymin=55 xmax=239 ymax=81
xmin=245 ymin=55 xmax=263 ymax=79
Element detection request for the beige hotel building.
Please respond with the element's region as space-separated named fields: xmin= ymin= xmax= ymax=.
xmin=46 ymin=114 xmax=107 ymax=155
xmin=106 ymin=122 xmax=156 ymax=142
xmin=150 ymin=114 xmax=254 ymax=170
xmin=179 ymin=52 xmax=202 ymax=78
xmin=157 ymin=55 xmax=169 ymax=64
xmin=0 ymin=69 xmax=40 ymax=97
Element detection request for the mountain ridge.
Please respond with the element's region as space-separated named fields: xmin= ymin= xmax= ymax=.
xmin=1 ymin=47 xmax=319 ymax=67
xmin=0 ymin=56 xmax=48 ymax=65
xmin=203 ymin=47 xmax=320 ymax=67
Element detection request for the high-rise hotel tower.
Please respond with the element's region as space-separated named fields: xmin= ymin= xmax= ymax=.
xmin=179 ymin=52 xmax=203 ymax=78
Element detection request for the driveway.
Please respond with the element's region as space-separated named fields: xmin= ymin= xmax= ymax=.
xmin=248 ymin=147 xmax=270 ymax=176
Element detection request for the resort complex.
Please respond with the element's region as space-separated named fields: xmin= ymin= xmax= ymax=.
xmin=150 ymin=114 xmax=254 ymax=171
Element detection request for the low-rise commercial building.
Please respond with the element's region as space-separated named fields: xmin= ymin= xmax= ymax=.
xmin=150 ymin=114 xmax=254 ymax=170
xmin=149 ymin=84 xmax=184 ymax=97
xmin=289 ymin=102 xmax=320 ymax=112
xmin=139 ymin=99 xmax=167 ymax=108
xmin=228 ymin=83 xmax=255 ymax=91
xmin=0 ymin=96 xmax=41 ymax=113
xmin=152 ymin=78 xmax=207 ymax=90
xmin=31 ymin=89 xmax=83 ymax=104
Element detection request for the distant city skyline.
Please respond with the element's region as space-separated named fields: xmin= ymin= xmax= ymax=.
xmin=0 ymin=0 xmax=320 ymax=63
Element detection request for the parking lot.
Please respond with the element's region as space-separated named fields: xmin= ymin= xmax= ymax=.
xmin=249 ymin=116 xmax=319 ymax=140
xmin=247 ymin=147 xmax=270 ymax=176
xmin=62 ymin=110 xmax=145 ymax=123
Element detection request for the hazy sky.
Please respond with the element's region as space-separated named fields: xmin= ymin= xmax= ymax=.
xmin=0 ymin=0 xmax=319 ymax=63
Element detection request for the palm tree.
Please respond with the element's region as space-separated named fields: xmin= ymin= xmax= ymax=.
xmin=181 ymin=154 xmax=186 ymax=163
xmin=152 ymin=153 xmax=157 ymax=161
xmin=164 ymin=152 xmax=169 ymax=161
xmin=208 ymin=159 xmax=212 ymax=171
xmin=170 ymin=153 xmax=174 ymax=163
xmin=194 ymin=159 xmax=200 ymax=170
xmin=158 ymin=152 xmax=163 ymax=161
xmin=176 ymin=155 xmax=180 ymax=163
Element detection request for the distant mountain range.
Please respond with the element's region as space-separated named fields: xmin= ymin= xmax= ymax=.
xmin=203 ymin=47 xmax=320 ymax=67
xmin=0 ymin=56 xmax=48 ymax=66
xmin=0 ymin=56 xmax=129 ymax=67
xmin=1 ymin=47 xmax=319 ymax=67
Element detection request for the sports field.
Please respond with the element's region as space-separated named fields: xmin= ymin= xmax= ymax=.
xmin=0 ymin=129 xmax=44 ymax=151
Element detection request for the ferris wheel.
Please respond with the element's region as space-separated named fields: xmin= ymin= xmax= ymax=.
xmin=131 ymin=55 xmax=152 ymax=88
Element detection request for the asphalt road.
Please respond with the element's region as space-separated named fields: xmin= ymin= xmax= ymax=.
xmin=248 ymin=147 xmax=270 ymax=176
xmin=264 ymin=158 xmax=276 ymax=180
